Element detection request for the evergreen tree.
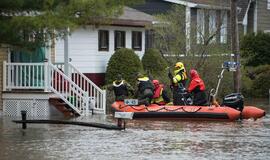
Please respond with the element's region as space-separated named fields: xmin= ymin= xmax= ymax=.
xmin=0 ymin=0 xmax=143 ymax=50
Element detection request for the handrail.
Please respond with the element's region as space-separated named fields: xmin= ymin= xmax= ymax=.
xmin=53 ymin=62 xmax=106 ymax=114
xmin=3 ymin=61 xmax=105 ymax=115
xmin=48 ymin=62 xmax=89 ymax=116
xmin=3 ymin=61 xmax=89 ymax=115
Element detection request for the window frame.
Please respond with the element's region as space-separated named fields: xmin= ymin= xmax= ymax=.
xmin=98 ymin=30 xmax=109 ymax=51
xmin=209 ymin=10 xmax=217 ymax=43
xmin=132 ymin=31 xmax=142 ymax=51
xmin=114 ymin=30 xmax=126 ymax=50
xmin=197 ymin=9 xmax=205 ymax=44
xmin=220 ymin=10 xmax=228 ymax=44
xmin=267 ymin=0 xmax=270 ymax=10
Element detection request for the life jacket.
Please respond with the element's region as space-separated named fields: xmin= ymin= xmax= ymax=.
xmin=188 ymin=69 xmax=205 ymax=93
xmin=173 ymin=68 xmax=187 ymax=87
xmin=113 ymin=80 xmax=128 ymax=97
xmin=137 ymin=77 xmax=154 ymax=93
xmin=152 ymin=84 xmax=166 ymax=105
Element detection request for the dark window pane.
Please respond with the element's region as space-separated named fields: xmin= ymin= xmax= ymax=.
xmin=114 ymin=31 xmax=125 ymax=50
xmin=98 ymin=30 xmax=109 ymax=51
xmin=132 ymin=31 xmax=142 ymax=51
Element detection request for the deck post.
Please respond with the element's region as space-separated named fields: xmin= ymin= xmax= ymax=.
xmin=21 ymin=110 xmax=27 ymax=129
xmin=3 ymin=61 xmax=6 ymax=91
xmin=44 ymin=60 xmax=49 ymax=92
xmin=103 ymin=90 xmax=106 ymax=114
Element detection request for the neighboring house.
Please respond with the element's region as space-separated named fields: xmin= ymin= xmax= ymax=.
xmin=134 ymin=0 xmax=270 ymax=51
xmin=55 ymin=7 xmax=154 ymax=86
xmin=238 ymin=0 xmax=270 ymax=35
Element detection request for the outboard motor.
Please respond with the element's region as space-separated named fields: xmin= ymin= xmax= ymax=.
xmin=222 ymin=93 xmax=244 ymax=111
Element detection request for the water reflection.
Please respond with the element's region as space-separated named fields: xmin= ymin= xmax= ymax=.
xmin=0 ymin=100 xmax=270 ymax=160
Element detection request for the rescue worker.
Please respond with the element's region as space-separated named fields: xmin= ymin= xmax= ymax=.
xmin=136 ymin=73 xmax=154 ymax=106
xmin=168 ymin=62 xmax=188 ymax=105
xmin=188 ymin=69 xmax=207 ymax=106
xmin=151 ymin=79 xmax=170 ymax=105
xmin=109 ymin=74 xmax=134 ymax=101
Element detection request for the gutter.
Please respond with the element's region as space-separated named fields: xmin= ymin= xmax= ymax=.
xmin=164 ymin=0 xmax=230 ymax=10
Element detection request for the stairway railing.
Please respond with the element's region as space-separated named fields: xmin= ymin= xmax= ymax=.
xmin=3 ymin=61 xmax=88 ymax=115
xmin=47 ymin=62 xmax=89 ymax=116
xmin=54 ymin=62 xmax=106 ymax=114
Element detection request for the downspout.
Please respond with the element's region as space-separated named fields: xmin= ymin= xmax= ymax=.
xmin=64 ymin=28 xmax=70 ymax=77
xmin=254 ymin=0 xmax=258 ymax=33
xmin=185 ymin=6 xmax=191 ymax=55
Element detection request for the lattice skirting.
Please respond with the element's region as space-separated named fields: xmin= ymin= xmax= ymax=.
xmin=3 ymin=96 xmax=50 ymax=117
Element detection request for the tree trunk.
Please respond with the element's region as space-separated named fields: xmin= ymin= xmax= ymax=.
xmin=230 ymin=0 xmax=241 ymax=92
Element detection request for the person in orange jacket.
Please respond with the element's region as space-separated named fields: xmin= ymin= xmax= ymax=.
xmin=151 ymin=80 xmax=170 ymax=105
xmin=188 ymin=69 xmax=207 ymax=106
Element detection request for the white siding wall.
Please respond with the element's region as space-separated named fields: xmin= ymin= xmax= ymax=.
xmin=55 ymin=25 xmax=145 ymax=73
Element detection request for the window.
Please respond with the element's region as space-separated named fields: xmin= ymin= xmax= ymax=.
xmin=197 ymin=9 xmax=205 ymax=44
xmin=98 ymin=30 xmax=109 ymax=51
xmin=132 ymin=31 xmax=142 ymax=51
xmin=209 ymin=10 xmax=217 ymax=43
xmin=268 ymin=0 xmax=270 ymax=10
xmin=220 ymin=11 xmax=228 ymax=43
xmin=114 ymin=31 xmax=125 ymax=50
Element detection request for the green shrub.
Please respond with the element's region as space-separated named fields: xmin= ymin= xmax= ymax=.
xmin=105 ymin=48 xmax=143 ymax=86
xmin=241 ymin=32 xmax=270 ymax=66
xmin=242 ymin=65 xmax=270 ymax=98
xmin=142 ymin=48 xmax=168 ymax=80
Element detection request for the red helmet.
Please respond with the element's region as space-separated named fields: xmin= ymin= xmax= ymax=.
xmin=190 ymin=69 xmax=199 ymax=79
xmin=152 ymin=79 xmax=159 ymax=88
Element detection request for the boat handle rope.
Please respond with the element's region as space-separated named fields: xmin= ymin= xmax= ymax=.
xmin=182 ymin=107 xmax=202 ymax=113
xmin=119 ymin=104 xmax=199 ymax=113
xmin=163 ymin=107 xmax=184 ymax=112
xmin=119 ymin=104 xmax=147 ymax=111
xmin=146 ymin=106 xmax=166 ymax=112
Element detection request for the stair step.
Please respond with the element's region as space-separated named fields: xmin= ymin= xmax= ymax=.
xmin=49 ymin=97 xmax=76 ymax=117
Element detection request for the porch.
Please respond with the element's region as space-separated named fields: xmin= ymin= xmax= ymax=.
xmin=2 ymin=61 xmax=106 ymax=117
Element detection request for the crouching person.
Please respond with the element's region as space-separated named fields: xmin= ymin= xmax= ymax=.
xmin=151 ymin=80 xmax=170 ymax=105
xmin=107 ymin=74 xmax=134 ymax=101
xmin=136 ymin=73 xmax=154 ymax=106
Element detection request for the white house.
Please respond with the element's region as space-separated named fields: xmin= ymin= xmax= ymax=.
xmin=55 ymin=7 xmax=154 ymax=86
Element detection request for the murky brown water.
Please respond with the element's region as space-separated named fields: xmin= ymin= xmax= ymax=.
xmin=0 ymin=99 xmax=270 ymax=160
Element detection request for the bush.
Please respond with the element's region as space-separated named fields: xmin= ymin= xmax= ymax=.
xmin=105 ymin=48 xmax=143 ymax=86
xmin=241 ymin=32 xmax=270 ymax=66
xmin=251 ymin=70 xmax=270 ymax=97
xmin=242 ymin=65 xmax=270 ymax=98
xmin=142 ymin=48 xmax=168 ymax=80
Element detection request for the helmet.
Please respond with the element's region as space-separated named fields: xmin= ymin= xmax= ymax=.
xmin=136 ymin=72 xmax=144 ymax=79
xmin=152 ymin=79 xmax=159 ymax=88
xmin=175 ymin=62 xmax=184 ymax=70
xmin=190 ymin=69 xmax=197 ymax=78
xmin=116 ymin=74 xmax=122 ymax=81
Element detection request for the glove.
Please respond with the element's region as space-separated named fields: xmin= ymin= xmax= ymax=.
xmin=168 ymin=72 xmax=173 ymax=80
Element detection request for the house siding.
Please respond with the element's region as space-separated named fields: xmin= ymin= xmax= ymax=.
xmin=247 ymin=1 xmax=255 ymax=33
xmin=55 ymin=25 xmax=145 ymax=84
xmin=257 ymin=0 xmax=270 ymax=32
xmin=0 ymin=47 xmax=8 ymax=110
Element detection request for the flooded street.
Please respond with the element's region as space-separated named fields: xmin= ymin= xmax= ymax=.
xmin=0 ymin=99 xmax=270 ymax=160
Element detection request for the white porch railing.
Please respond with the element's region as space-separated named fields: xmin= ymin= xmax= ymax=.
xmin=54 ymin=62 xmax=106 ymax=114
xmin=3 ymin=61 xmax=107 ymax=116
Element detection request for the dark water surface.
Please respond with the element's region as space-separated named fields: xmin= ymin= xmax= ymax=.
xmin=0 ymin=99 xmax=270 ymax=160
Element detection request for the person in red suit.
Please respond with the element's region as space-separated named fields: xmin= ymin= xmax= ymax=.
xmin=151 ymin=79 xmax=170 ymax=105
xmin=188 ymin=69 xmax=207 ymax=106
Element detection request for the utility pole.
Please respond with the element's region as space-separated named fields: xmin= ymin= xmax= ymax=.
xmin=230 ymin=0 xmax=241 ymax=92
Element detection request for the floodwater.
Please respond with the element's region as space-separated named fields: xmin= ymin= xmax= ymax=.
xmin=0 ymin=99 xmax=270 ymax=160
